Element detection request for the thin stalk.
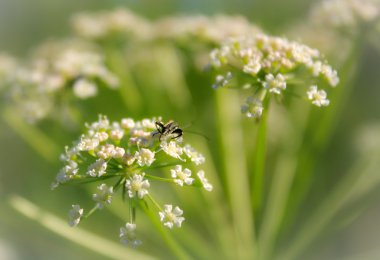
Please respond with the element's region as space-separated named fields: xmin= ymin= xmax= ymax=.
xmin=8 ymin=195 xmax=156 ymax=260
xmin=1 ymin=108 xmax=60 ymax=164
xmin=258 ymin=136 xmax=300 ymax=260
xmin=83 ymin=205 xmax=98 ymax=219
xmin=153 ymin=45 xmax=192 ymax=110
xmin=186 ymin=139 xmax=238 ymax=259
xmin=279 ymin=151 xmax=380 ymax=260
xmin=215 ymin=90 xmax=256 ymax=259
xmin=105 ymin=48 xmax=143 ymax=113
xmin=285 ymin=32 xmax=364 ymax=225
xmin=252 ymin=96 xmax=269 ymax=215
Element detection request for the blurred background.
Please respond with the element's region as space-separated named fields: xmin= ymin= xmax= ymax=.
xmin=1 ymin=0 xmax=380 ymax=259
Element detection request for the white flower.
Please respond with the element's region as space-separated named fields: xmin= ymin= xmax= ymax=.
xmin=159 ymin=204 xmax=185 ymax=229
xmin=212 ymin=72 xmax=232 ymax=89
xmin=197 ymin=170 xmax=213 ymax=191
xmin=125 ymin=174 xmax=150 ymax=199
xmin=87 ymin=159 xmax=107 ymax=177
xmin=262 ymin=73 xmax=287 ymax=94
xmin=161 ymin=141 xmax=183 ymax=160
xmin=135 ymin=148 xmax=155 ymax=166
xmin=68 ymin=204 xmax=83 ymax=227
xmin=120 ymin=222 xmax=142 ymax=247
xmin=121 ymin=118 xmax=135 ymax=129
xmin=141 ymin=119 xmax=156 ymax=129
xmin=88 ymin=115 xmax=110 ymax=132
xmin=93 ymin=131 xmax=109 ymax=142
xmin=97 ymin=144 xmax=116 ymax=160
xmin=92 ymin=183 xmax=113 ymax=209
xmin=307 ymin=85 xmax=330 ymax=107
xmin=321 ymin=65 xmax=339 ymax=87
xmin=183 ymin=145 xmax=205 ymax=165
xmin=56 ymin=160 xmax=78 ymax=183
xmin=241 ymin=96 xmax=263 ymax=119
xmin=73 ymin=79 xmax=98 ymax=99
xmin=77 ymin=136 xmax=99 ymax=151
xmin=110 ymin=128 xmax=124 ymax=141
xmin=171 ymin=165 xmax=194 ymax=186
xmin=243 ymin=54 xmax=262 ymax=75
xmin=113 ymin=147 xmax=125 ymax=158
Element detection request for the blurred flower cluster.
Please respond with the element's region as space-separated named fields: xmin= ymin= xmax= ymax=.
xmin=209 ymin=35 xmax=339 ymax=119
xmin=2 ymin=40 xmax=118 ymax=123
xmin=72 ymin=8 xmax=262 ymax=46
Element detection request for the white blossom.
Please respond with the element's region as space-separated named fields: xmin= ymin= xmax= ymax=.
xmin=121 ymin=118 xmax=135 ymax=129
xmin=125 ymin=174 xmax=150 ymax=199
xmin=262 ymin=73 xmax=287 ymax=94
xmin=241 ymin=97 xmax=263 ymax=119
xmin=87 ymin=159 xmax=108 ymax=177
xmin=197 ymin=170 xmax=213 ymax=191
xmin=171 ymin=165 xmax=194 ymax=186
xmin=307 ymin=85 xmax=330 ymax=107
xmin=68 ymin=204 xmax=83 ymax=227
xmin=161 ymin=141 xmax=183 ymax=160
xmin=183 ymin=145 xmax=205 ymax=165
xmin=77 ymin=136 xmax=100 ymax=151
xmin=56 ymin=160 xmax=78 ymax=184
xmin=159 ymin=204 xmax=185 ymax=229
xmin=73 ymin=79 xmax=98 ymax=99
xmin=212 ymin=72 xmax=232 ymax=89
xmin=135 ymin=148 xmax=155 ymax=166
xmin=120 ymin=223 xmax=142 ymax=247
xmin=92 ymin=183 xmax=113 ymax=209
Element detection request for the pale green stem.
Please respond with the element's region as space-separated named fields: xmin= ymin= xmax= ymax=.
xmin=252 ymin=93 xmax=269 ymax=215
xmin=1 ymin=108 xmax=60 ymax=164
xmin=258 ymin=138 xmax=300 ymax=260
xmin=105 ymin=48 xmax=143 ymax=113
xmin=83 ymin=205 xmax=98 ymax=219
xmin=153 ymin=44 xmax=192 ymax=109
xmin=189 ymin=139 xmax=239 ymax=259
xmin=8 ymin=195 xmax=156 ymax=260
xmin=285 ymin=28 xmax=364 ymax=225
xmin=279 ymin=150 xmax=380 ymax=260
xmin=215 ymin=90 xmax=256 ymax=259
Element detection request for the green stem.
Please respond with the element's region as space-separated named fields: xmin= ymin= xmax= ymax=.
xmin=215 ymin=90 xmax=256 ymax=259
xmin=153 ymin=44 xmax=192 ymax=109
xmin=1 ymin=108 xmax=60 ymax=164
xmin=282 ymin=28 xmax=364 ymax=235
xmin=258 ymin=139 xmax=300 ymax=260
xmin=144 ymin=174 xmax=174 ymax=183
xmin=8 ymin=195 xmax=156 ymax=260
xmin=146 ymin=194 xmax=162 ymax=211
xmin=252 ymin=96 xmax=269 ymax=217
xmin=83 ymin=205 xmax=98 ymax=219
xmin=129 ymin=197 xmax=136 ymax=223
xmin=279 ymin=151 xmax=380 ymax=260
xmin=104 ymin=47 xmax=142 ymax=113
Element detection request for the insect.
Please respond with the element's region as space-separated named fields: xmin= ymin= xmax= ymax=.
xmin=153 ymin=120 xmax=183 ymax=141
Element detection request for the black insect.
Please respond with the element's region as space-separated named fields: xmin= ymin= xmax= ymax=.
xmin=153 ymin=120 xmax=183 ymax=141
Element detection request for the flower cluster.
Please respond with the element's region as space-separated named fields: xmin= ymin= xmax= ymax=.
xmin=309 ymin=0 xmax=380 ymax=32
xmin=72 ymin=8 xmax=262 ymax=45
xmin=154 ymin=14 xmax=262 ymax=46
xmin=209 ymin=35 xmax=339 ymax=118
xmin=5 ymin=41 xmax=118 ymax=123
xmin=71 ymin=8 xmax=152 ymax=41
xmin=54 ymin=115 xmax=212 ymax=246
